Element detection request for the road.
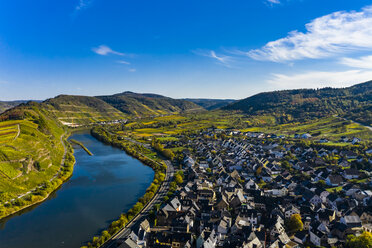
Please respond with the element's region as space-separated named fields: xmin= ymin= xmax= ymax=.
xmin=13 ymin=124 xmax=20 ymax=141
xmin=123 ymin=136 xmax=151 ymax=149
xmin=100 ymin=153 xmax=174 ymax=248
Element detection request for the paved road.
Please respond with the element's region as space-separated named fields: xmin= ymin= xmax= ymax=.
xmin=100 ymin=158 xmax=174 ymax=248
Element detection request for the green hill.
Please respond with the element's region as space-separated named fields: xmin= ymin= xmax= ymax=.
xmin=97 ymin=92 xmax=204 ymax=117
xmin=184 ymin=98 xmax=236 ymax=110
xmin=41 ymin=95 xmax=127 ymax=126
xmin=223 ymin=81 xmax=372 ymax=126
xmin=0 ymin=101 xmax=29 ymax=114
xmin=0 ymin=102 xmax=72 ymax=217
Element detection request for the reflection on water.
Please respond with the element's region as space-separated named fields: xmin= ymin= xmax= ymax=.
xmin=0 ymin=130 xmax=154 ymax=248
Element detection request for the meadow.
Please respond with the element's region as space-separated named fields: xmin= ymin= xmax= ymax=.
xmin=114 ymin=112 xmax=371 ymax=146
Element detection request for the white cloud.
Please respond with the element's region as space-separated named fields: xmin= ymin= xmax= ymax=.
xmin=340 ymin=55 xmax=372 ymax=69
xmin=267 ymin=69 xmax=372 ymax=89
xmin=245 ymin=5 xmax=372 ymax=62
xmin=92 ymin=45 xmax=125 ymax=56
xmin=117 ymin=60 xmax=131 ymax=65
xmin=128 ymin=68 xmax=136 ymax=72
xmin=266 ymin=0 xmax=280 ymax=5
xmin=194 ymin=50 xmax=233 ymax=67
xmin=75 ymin=0 xmax=93 ymax=11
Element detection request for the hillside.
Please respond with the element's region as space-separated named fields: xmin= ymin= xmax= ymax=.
xmin=41 ymin=95 xmax=127 ymax=126
xmin=0 ymin=102 xmax=71 ymax=217
xmin=224 ymin=81 xmax=372 ymax=126
xmin=0 ymin=100 xmax=29 ymax=114
xmin=184 ymin=98 xmax=236 ymax=110
xmin=97 ymin=92 xmax=204 ymax=117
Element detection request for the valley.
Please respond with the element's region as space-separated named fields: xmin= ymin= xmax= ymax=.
xmin=0 ymin=81 xmax=371 ymax=248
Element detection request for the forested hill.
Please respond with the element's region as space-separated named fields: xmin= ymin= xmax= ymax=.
xmin=97 ymin=91 xmax=204 ymax=117
xmin=223 ymin=81 xmax=372 ymax=126
xmin=0 ymin=100 xmax=30 ymax=114
xmin=184 ymin=98 xmax=236 ymax=110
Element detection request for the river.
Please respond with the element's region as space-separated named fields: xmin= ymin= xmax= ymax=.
xmin=0 ymin=131 xmax=154 ymax=248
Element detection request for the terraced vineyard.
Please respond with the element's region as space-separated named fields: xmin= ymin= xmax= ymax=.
xmin=0 ymin=110 xmax=65 ymax=207
xmin=0 ymin=121 xmax=20 ymax=144
xmin=42 ymin=95 xmax=127 ymax=126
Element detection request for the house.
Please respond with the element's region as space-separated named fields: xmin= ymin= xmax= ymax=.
xmin=118 ymin=237 xmax=140 ymax=248
xmin=245 ymin=179 xmax=259 ymax=190
xmin=183 ymin=156 xmax=195 ymax=167
xmin=326 ymin=175 xmax=344 ymax=187
xmin=341 ymin=215 xmax=362 ymax=229
xmin=343 ymin=169 xmax=360 ymax=180
xmin=318 ymin=138 xmax=329 ymax=143
xmin=309 ymin=229 xmax=327 ymax=247
xmin=294 ymin=231 xmax=307 ymax=244
xmin=285 ymin=241 xmax=300 ymax=248
xmin=301 ymin=133 xmax=312 ymax=139
xmin=352 ymin=137 xmax=361 ymax=144
xmin=338 ymin=160 xmax=350 ymax=169
xmin=285 ymin=206 xmax=300 ymax=219
xmin=340 ymin=151 xmax=357 ymax=159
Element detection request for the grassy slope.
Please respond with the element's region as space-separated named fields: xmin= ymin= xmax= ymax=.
xmin=42 ymin=95 xmax=127 ymax=125
xmin=116 ymin=112 xmax=371 ymax=146
xmin=97 ymin=92 xmax=204 ymax=117
xmin=224 ymin=81 xmax=372 ymax=125
xmin=0 ymin=104 xmax=66 ymax=204
xmin=241 ymin=116 xmax=372 ymax=143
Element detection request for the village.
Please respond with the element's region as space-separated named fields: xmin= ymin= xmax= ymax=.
xmin=118 ymin=129 xmax=372 ymax=248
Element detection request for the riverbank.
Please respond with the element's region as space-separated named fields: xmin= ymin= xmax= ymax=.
xmin=0 ymin=130 xmax=155 ymax=248
xmin=0 ymin=132 xmax=75 ymax=220
xmin=82 ymin=126 xmax=167 ymax=248
xmin=70 ymin=139 xmax=93 ymax=155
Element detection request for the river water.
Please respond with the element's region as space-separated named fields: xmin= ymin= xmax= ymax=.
xmin=0 ymin=131 xmax=154 ymax=248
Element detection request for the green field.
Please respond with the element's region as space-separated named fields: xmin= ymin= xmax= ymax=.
xmin=114 ymin=112 xmax=372 ymax=147
xmin=241 ymin=117 xmax=371 ymax=142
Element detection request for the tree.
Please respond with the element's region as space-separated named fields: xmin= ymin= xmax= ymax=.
xmin=162 ymin=149 xmax=175 ymax=160
xmin=346 ymin=232 xmax=372 ymax=248
xmin=175 ymin=174 xmax=183 ymax=185
xmin=287 ymin=214 xmax=303 ymax=233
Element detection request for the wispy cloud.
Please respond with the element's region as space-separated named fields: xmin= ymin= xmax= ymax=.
xmin=75 ymin=0 xmax=93 ymax=11
xmin=117 ymin=60 xmax=131 ymax=65
xmin=128 ymin=68 xmax=136 ymax=72
xmin=340 ymin=55 xmax=372 ymax=69
xmin=267 ymin=69 xmax=372 ymax=89
xmin=244 ymin=5 xmax=372 ymax=62
xmin=92 ymin=45 xmax=125 ymax=56
xmin=72 ymin=0 xmax=93 ymax=16
xmin=194 ymin=50 xmax=233 ymax=67
xmin=265 ymin=0 xmax=280 ymax=6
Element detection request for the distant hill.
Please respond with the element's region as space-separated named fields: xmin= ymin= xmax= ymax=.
xmin=97 ymin=92 xmax=204 ymax=117
xmin=41 ymin=95 xmax=127 ymax=126
xmin=184 ymin=98 xmax=236 ymax=110
xmin=1 ymin=92 xmax=205 ymax=126
xmin=0 ymin=100 xmax=31 ymax=114
xmin=223 ymin=81 xmax=372 ymax=126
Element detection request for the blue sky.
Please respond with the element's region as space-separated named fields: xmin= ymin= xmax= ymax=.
xmin=1 ymin=0 xmax=372 ymax=100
